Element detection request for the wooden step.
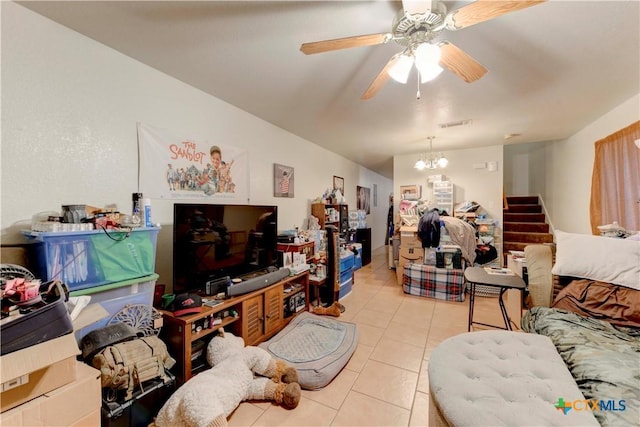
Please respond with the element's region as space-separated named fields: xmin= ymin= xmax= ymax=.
xmin=504 ymin=213 xmax=546 ymax=223
xmin=503 ymin=232 xmax=553 ymax=244
xmin=504 ymin=222 xmax=549 ymax=233
xmin=503 ymin=195 xmax=550 ymax=265
xmin=506 ymin=204 xmax=542 ymax=214
xmin=506 ymin=196 xmax=539 ymax=205
xmin=503 ymin=242 xmax=529 ymax=252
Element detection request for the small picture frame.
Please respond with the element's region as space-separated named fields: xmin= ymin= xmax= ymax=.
xmin=274 ymin=164 xmax=294 ymax=198
xmin=400 ymin=185 xmax=420 ymax=200
xmin=373 ymin=184 xmax=378 ymax=207
xmin=357 ymin=185 xmax=371 ymax=214
xmin=333 ymin=176 xmax=344 ymax=196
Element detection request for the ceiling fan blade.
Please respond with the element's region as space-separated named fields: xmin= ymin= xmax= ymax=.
xmin=438 ymin=41 xmax=488 ymax=83
xmin=361 ymin=55 xmax=400 ymax=100
xmin=402 ymin=0 xmax=433 ymax=16
xmin=300 ymin=33 xmax=390 ymax=55
xmin=445 ymin=0 xmax=546 ymax=30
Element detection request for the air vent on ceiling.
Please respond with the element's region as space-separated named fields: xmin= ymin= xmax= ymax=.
xmin=439 ymin=119 xmax=472 ymax=129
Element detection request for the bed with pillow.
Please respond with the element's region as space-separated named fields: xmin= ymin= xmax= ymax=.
xmin=522 ymin=231 xmax=640 ymax=426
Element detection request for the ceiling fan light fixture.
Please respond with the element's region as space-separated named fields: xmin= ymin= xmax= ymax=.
xmin=414 ymin=43 xmax=443 ymax=83
xmin=302 ymin=0 xmax=545 ymax=99
xmin=414 ymin=43 xmax=441 ymax=64
xmin=388 ymin=53 xmax=414 ymax=84
xmin=417 ymin=62 xmax=444 ymax=83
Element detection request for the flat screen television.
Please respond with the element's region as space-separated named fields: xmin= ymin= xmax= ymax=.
xmin=173 ymin=203 xmax=278 ymax=294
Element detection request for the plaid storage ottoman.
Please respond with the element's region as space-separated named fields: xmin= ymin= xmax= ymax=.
xmin=402 ymin=263 xmax=466 ymax=302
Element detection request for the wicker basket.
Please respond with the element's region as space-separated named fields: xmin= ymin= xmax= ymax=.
xmin=467 ymin=283 xmax=500 ymax=297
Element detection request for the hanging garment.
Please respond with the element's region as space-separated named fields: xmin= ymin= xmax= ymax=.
xmin=440 ymin=216 xmax=478 ymax=265
xmin=417 ymin=209 xmax=441 ymax=248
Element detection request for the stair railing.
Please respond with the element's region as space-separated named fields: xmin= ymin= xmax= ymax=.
xmin=537 ymin=193 xmax=556 ymax=243
xmin=503 ymin=192 xmax=509 ymax=211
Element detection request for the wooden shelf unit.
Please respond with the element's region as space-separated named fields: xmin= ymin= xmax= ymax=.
xmin=277 ymin=241 xmax=315 ymax=261
xmin=160 ymin=271 xmax=309 ymax=385
xmin=311 ymin=203 xmax=349 ymax=235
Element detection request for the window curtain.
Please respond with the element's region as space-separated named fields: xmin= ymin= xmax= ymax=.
xmin=590 ymin=121 xmax=640 ymax=235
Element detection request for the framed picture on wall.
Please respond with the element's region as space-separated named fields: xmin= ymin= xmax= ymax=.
xmin=400 ymin=184 xmax=420 ymax=200
xmin=274 ymin=163 xmax=294 ymax=197
xmin=333 ymin=176 xmax=344 ymax=196
xmin=373 ymin=184 xmax=378 ymax=207
xmin=357 ymin=186 xmax=371 ymax=214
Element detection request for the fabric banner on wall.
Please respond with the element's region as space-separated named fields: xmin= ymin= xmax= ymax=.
xmin=137 ymin=122 xmax=249 ymax=202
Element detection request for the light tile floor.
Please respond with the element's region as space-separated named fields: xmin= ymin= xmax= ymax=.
xmin=228 ymin=246 xmax=512 ymax=426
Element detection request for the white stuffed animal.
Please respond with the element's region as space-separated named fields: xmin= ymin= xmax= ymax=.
xmin=154 ymin=329 xmax=301 ymax=427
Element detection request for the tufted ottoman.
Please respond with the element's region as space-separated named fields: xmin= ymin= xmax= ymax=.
xmin=428 ymin=330 xmax=600 ymax=426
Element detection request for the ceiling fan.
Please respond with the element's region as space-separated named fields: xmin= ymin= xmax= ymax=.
xmin=300 ymin=0 xmax=546 ymax=99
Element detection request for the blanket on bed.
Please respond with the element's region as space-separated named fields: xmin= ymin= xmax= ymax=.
xmin=522 ymin=306 xmax=640 ymax=426
xmin=552 ymin=279 xmax=640 ymax=328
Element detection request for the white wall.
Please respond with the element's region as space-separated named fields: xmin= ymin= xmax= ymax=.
xmin=393 ymin=145 xmax=504 ymax=255
xmin=504 ymin=141 xmax=551 ymax=199
xmin=0 ymin=3 xmax=392 ymax=289
xmin=504 ymin=94 xmax=639 ymax=234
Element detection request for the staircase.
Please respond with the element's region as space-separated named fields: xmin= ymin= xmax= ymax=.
xmin=503 ymin=196 xmax=553 ymax=262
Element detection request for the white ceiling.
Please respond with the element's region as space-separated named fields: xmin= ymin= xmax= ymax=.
xmin=18 ymin=1 xmax=640 ymax=179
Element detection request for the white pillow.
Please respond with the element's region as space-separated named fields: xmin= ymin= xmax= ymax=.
xmin=551 ymin=230 xmax=640 ymax=290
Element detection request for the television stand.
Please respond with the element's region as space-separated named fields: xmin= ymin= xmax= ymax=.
xmin=160 ymin=270 xmax=309 ymax=385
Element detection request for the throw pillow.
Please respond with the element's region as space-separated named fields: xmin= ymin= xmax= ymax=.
xmin=551 ymin=230 xmax=640 ymax=290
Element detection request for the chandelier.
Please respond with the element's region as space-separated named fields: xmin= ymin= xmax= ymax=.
xmin=414 ymin=136 xmax=448 ymax=170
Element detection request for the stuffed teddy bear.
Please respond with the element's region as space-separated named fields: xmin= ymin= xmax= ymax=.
xmin=312 ymin=301 xmax=342 ymax=317
xmin=154 ymin=329 xmax=301 ymax=427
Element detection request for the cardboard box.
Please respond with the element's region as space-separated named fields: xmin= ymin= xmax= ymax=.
xmin=396 ymin=246 xmax=423 ymax=286
xmin=70 ymin=408 xmax=100 ymax=427
xmin=1 ymin=333 xmax=79 ymax=412
xmin=0 ymin=362 xmax=100 ymax=426
xmin=0 ymin=246 xmax=32 ymax=269
xmin=399 ymin=246 xmax=423 ymax=262
xmin=399 ymin=226 xmax=419 ymax=246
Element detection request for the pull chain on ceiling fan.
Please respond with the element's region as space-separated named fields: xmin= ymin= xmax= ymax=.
xmin=300 ymin=0 xmax=546 ymax=100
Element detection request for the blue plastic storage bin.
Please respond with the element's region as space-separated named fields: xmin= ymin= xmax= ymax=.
xmin=339 ymin=251 xmax=354 ymax=273
xmin=339 ymin=269 xmax=352 ymax=286
xmin=24 ymin=227 xmax=159 ymax=291
xmin=70 ymin=273 xmax=157 ymax=343
xmin=351 ymin=243 xmax=363 ymax=271
xmin=339 ymin=276 xmax=353 ymax=300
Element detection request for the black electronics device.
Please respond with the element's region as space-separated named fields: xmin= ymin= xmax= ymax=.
xmin=205 ymin=276 xmax=229 ymax=296
xmin=277 ymin=234 xmax=295 ymax=243
xmin=227 ymin=267 xmax=290 ymax=297
xmin=173 ymin=203 xmax=278 ymax=294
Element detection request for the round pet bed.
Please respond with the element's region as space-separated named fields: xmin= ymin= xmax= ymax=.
xmin=258 ymin=311 xmax=358 ymax=390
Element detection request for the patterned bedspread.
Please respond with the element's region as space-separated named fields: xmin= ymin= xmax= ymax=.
xmin=522 ymin=306 xmax=640 ymax=426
